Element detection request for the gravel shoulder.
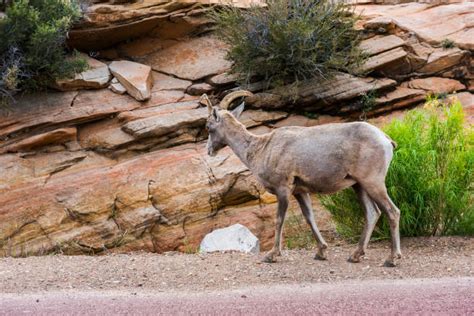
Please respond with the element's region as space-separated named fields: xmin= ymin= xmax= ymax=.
xmin=0 ymin=237 xmax=472 ymax=294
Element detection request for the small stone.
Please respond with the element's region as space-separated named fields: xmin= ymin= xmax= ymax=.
xmin=109 ymin=78 xmax=127 ymax=95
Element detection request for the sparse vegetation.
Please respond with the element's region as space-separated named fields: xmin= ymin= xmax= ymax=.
xmin=0 ymin=0 xmax=87 ymax=104
xmin=359 ymin=89 xmax=378 ymax=120
xmin=441 ymin=38 xmax=456 ymax=49
xmin=284 ymin=210 xmax=316 ymax=249
xmin=209 ymin=0 xmax=367 ymax=87
xmin=182 ymin=237 xmax=199 ymax=254
xmin=302 ymin=111 xmax=319 ymax=120
xmin=428 ymin=91 xmax=448 ymax=101
xmin=321 ymin=100 xmax=474 ymax=241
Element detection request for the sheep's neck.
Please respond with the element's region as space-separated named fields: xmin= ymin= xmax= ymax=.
xmin=224 ymin=119 xmax=261 ymax=170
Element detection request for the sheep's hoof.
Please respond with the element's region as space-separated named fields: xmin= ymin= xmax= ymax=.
xmin=383 ymin=260 xmax=397 ymax=268
xmin=314 ymin=253 xmax=327 ymax=261
xmin=347 ymin=256 xmax=360 ymax=263
xmin=262 ymin=256 xmax=276 ymax=263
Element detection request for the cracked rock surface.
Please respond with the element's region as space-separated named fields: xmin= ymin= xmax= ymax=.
xmin=0 ymin=0 xmax=473 ymax=257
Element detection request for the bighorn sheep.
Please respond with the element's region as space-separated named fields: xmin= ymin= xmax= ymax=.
xmin=201 ymin=91 xmax=402 ymax=267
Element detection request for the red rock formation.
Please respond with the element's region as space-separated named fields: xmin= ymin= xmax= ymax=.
xmin=0 ymin=0 xmax=472 ymax=257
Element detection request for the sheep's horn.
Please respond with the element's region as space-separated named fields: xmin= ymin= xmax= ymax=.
xmin=199 ymin=94 xmax=213 ymax=114
xmin=219 ymin=90 xmax=254 ymax=110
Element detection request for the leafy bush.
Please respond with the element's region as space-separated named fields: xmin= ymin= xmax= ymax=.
xmin=0 ymin=0 xmax=86 ymax=103
xmin=321 ymin=100 xmax=474 ymax=240
xmin=209 ymin=0 xmax=366 ymax=86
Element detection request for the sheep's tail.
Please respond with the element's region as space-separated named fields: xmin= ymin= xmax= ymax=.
xmin=384 ymin=133 xmax=397 ymax=149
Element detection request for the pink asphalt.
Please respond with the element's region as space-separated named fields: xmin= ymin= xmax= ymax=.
xmin=1 ymin=277 xmax=472 ymax=315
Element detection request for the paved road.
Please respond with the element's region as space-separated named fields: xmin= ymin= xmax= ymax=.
xmin=1 ymin=277 xmax=472 ymax=315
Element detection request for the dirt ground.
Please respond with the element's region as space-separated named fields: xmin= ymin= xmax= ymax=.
xmin=0 ymin=237 xmax=472 ymax=294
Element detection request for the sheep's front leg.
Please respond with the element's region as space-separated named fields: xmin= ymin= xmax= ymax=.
xmin=294 ymin=193 xmax=328 ymax=260
xmin=262 ymin=193 xmax=289 ymax=263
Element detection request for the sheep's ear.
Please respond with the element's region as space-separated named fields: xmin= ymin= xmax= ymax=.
xmin=231 ymin=101 xmax=245 ymax=119
xmin=200 ymin=94 xmax=213 ymax=114
xmin=212 ymin=107 xmax=220 ymax=121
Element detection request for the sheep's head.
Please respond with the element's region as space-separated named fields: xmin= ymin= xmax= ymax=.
xmin=200 ymin=90 xmax=253 ymax=156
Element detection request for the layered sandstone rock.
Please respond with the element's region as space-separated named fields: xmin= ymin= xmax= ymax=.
xmin=1 ymin=1 xmax=473 ymax=257
xmin=0 ymin=128 xmax=77 ymax=154
xmin=246 ymin=73 xmax=397 ymax=113
xmin=143 ymin=36 xmax=232 ymax=81
xmin=69 ymin=0 xmax=265 ymax=50
xmin=357 ymin=2 xmax=474 ymax=50
xmin=361 ymin=47 xmax=408 ymax=74
xmin=402 ymin=77 xmax=466 ymax=95
xmin=187 ymin=83 xmax=215 ymax=95
xmin=360 ymin=35 xmax=405 ymax=56
xmin=0 ymin=141 xmax=276 ymax=256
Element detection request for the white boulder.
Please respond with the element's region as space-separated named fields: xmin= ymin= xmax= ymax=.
xmin=200 ymin=223 xmax=260 ymax=254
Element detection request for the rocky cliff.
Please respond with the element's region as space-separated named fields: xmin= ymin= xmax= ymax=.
xmin=0 ymin=0 xmax=472 ymax=256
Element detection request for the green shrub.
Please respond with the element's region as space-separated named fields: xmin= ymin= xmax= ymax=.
xmin=321 ymin=101 xmax=474 ymax=241
xmin=441 ymin=38 xmax=455 ymax=49
xmin=0 ymin=0 xmax=86 ymax=103
xmin=209 ymin=0 xmax=366 ymax=87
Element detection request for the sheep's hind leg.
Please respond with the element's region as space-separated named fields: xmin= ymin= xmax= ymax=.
xmin=362 ymin=182 xmax=402 ymax=267
xmin=348 ymin=183 xmax=381 ymax=263
xmin=262 ymin=192 xmax=289 ymax=263
xmin=294 ymin=193 xmax=328 ymax=260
